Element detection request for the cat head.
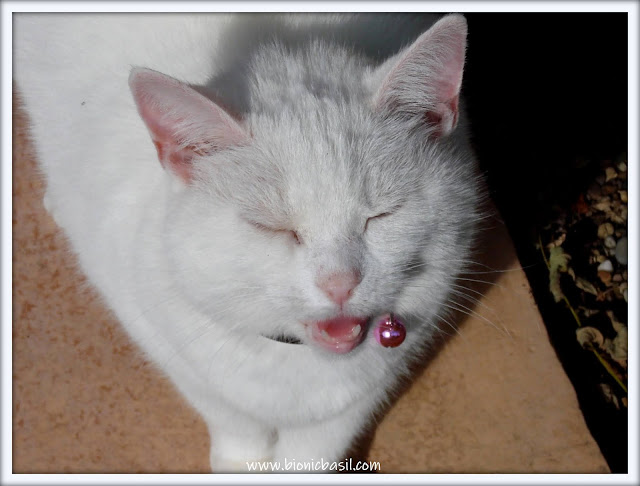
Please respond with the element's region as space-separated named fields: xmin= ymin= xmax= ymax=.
xmin=129 ymin=14 xmax=479 ymax=355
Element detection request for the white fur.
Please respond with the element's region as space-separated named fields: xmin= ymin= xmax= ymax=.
xmin=13 ymin=13 xmax=482 ymax=471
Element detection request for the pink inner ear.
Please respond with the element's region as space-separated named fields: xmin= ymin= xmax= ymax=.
xmin=153 ymin=139 xmax=197 ymax=183
xmin=129 ymin=68 xmax=248 ymax=183
xmin=424 ymin=95 xmax=460 ymax=139
xmin=375 ymin=14 xmax=467 ymax=138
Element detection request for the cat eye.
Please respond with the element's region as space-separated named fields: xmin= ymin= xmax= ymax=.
xmin=290 ymin=230 xmax=302 ymax=245
xmin=249 ymin=221 xmax=302 ymax=245
xmin=364 ymin=212 xmax=393 ymax=232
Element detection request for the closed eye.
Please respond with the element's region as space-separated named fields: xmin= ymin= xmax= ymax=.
xmin=364 ymin=211 xmax=393 ymax=232
xmin=248 ymin=221 xmax=302 ymax=245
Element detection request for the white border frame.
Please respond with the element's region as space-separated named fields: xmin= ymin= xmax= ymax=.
xmin=2 ymin=2 xmax=637 ymax=485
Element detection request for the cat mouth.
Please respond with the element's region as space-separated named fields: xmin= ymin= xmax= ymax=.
xmin=262 ymin=316 xmax=369 ymax=353
xmin=263 ymin=334 xmax=303 ymax=345
xmin=306 ymin=316 xmax=368 ymax=354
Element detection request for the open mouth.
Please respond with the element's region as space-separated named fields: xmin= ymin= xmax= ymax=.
xmin=262 ymin=316 xmax=370 ymax=353
xmin=264 ymin=314 xmax=404 ymax=352
xmin=307 ymin=316 xmax=368 ymax=354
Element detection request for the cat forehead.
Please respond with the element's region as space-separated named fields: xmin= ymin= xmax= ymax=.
xmin=251 ymin=97 xmax=371 ymax=161
xmin=239 ymin=108 xmax=421 ymax=222
xmin=243 ymin=41 xmax=402 ymax=192
xmin=248 ymin=40 xmax=372 ymax=113
xmin=246 ymin=112 xmax=368 ymax=217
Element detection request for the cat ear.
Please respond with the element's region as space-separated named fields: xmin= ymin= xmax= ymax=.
xmin=129 ymin=68 xmax=248 ymax=183
xmin=372 ymin=14 xmax=467 ymax=138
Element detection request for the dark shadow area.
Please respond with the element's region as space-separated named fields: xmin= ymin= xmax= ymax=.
xmin=463 ymin=13 xmax=628 ymax=473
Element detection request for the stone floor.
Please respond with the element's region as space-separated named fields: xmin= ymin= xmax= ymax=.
xmin=12 ymin=91 xmax=609 ymax=473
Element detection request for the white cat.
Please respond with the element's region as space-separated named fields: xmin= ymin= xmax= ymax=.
xmin=13 ymin=13 xmax=482 ymax=471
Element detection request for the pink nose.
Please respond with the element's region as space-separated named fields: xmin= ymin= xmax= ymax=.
xmin=316 ymin=270 xmax=362 ymax=307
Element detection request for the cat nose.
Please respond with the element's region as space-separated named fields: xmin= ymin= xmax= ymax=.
xmin=316 ymin=270 xmax=362 ymax=307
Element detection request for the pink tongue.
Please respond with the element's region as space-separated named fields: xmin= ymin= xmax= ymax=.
xmin=310 ymin=316 xmax=368 ymax=354
xmin=319 ymin=316 xmax=365 ymax=338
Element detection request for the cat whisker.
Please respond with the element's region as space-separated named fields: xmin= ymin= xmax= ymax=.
xmin=455 ymin=276 xmax=507 ymax=290
xmin=450 ymin=282 xmax=486 ymax=298
xmin=448 ymin=287 xmax=504 ymax=329
xmin=439 ymin=301 xmax=512 ymax=339
xmin=432 ymin=311 xmax=465 ymax=340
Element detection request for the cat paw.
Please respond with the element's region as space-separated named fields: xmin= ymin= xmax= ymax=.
xmin=43 ymin=191 xmax=53 ymax=212
xmin=207 ymin=424 xmax=277 ymax=473
xmin=42 ymin=192 xmax=60 ymax=225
